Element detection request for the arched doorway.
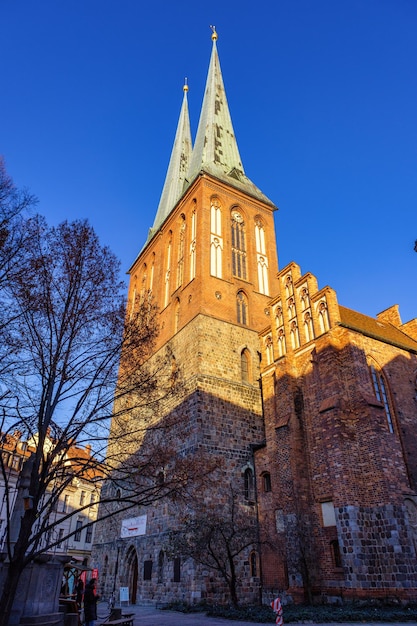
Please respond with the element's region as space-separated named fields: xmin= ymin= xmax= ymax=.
xmin=125 ymin=546 xmax=138 ymax=604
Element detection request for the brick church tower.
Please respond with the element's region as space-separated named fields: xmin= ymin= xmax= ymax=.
xmin=93 ymin=28 xmax=279 ymax=605
xmin=93 ymin=29 xmax=417 ymax=607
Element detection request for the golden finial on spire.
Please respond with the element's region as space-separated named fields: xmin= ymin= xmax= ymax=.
xmin=183 ymin=77 xmax=189 ymax=92
xmin=210 ymin=25 xmax=218 ymax=41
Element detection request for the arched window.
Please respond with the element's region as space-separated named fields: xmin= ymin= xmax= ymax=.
xmin=231 ymin=209 xmax=247 ymax=279
xmin=244 ymin=467 xmax=254 ymax=502
xmin=287 ymin=297 xmax=296 ymax=319
xmin=174 ymin=298 xmax=180 ymax=333
xmin=140 ymin=263 xmax=147 ymax=302
xmin=318 ymin=299 xmax=330 ymax=333
xmin=277 ymin=328 xmax=286 ymax=357
xmin=265 ymin=335 xmax=273 ymax=365
xmin=304 ymin=312 xmax=314 ymax=342
xmin=299 ymin=287 xmax=310 ymax=310
xmin=129 ymin=284 xmax=137 ymax=320
xmin=250 ymin=551 xmax=258 ymax=577
xmin=285 ymin=274 xmax=293 ymax=297
xmin=257 ymin=255 xmax=269 ymax=296
xmin=189 ymin=209 xmax=196 ymax=281
xmin=210 ymin=197 xmax=222 ymax=278
xmin=176 ymin=215 xmax=186 ymax=289
xmin=236 ymin=291 xmax=248 ymax=325
xmin=149 ymin=253 xmax=155 ymax=292
xmin=262 ymin=472 xmax=272 ymax=493
xmin=241 ymin=348 xmax=250 ymax=383
xmin=255 ymin=218 xmax=269 ymax=295
xmin=290 ymin=320 xmax=300 ymax=349
xmin=275 ymin=305 xmax=283 ymax=328
xmin=164 ymin=232 xmax=172 ymax=308
xmin=370 ymin=364 xmax=395 ymax=433
xmin=330 ymin=539 xmax=342 ymax=568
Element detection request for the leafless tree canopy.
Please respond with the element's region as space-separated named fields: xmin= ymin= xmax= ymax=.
xmin=0 ymin=162 xmax=203 ymax=624
xmin=168 ymin=487 xmax=258 ymax=607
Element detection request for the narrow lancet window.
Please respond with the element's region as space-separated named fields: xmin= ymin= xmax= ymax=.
xmin=189 ymin=210 xmax=196 ymax=281
xmin=236 ymin=290 xmax=248 ymax=325
xmin=210 ymin=198 xmax=223 ymax=278
xmin=176 ymin=216 xmax=186 ymax=289
xmin=164 ymin=233 xmax=172 ymax=308
xmin=318 ymin=299 xmax=330 ymax=333
xmin=231 ymin=210 xmax=247 ymax=279
xmin=255 ymin=219 xmax=269 ymax=295
xmin=370 ymin=364 xmax=395 ymax=433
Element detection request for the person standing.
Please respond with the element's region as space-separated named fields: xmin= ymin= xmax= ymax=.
xmin=83 ymin=579 xmax=99 ymax=626
xmin=75 ymin=578 xmax=84 ymax=610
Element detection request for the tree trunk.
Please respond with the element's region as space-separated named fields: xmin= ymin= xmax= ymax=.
xmin=0 ymin=559 xmax=25 ymax=626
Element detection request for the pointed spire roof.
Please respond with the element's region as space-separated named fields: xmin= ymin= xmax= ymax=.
xmin=151 ymin=81 xmax=192 ymax=234
xmin=186 ymin=27 xmax=274 ymax=207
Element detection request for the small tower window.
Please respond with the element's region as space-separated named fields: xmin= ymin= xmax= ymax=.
xmin=236 ymin=291 xmax=248 ymax=325
xmin=250 ymin=551 xmax=258 ymax=577
xmin=262 ymin=472 xmax=272 ymax=493
xmin=241 ymin=348 xmax=250 ymax=383
xmin=244 ymin=467 xmax=255 ymax=502
xmin=330 ymin=539 xmax=342 ymax=568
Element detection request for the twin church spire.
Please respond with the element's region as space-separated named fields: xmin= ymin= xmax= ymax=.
xmin=150 ymin=28 xmax=273 ymax=238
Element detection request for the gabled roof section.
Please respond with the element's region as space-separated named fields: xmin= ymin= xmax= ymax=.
xmin=339 ymin=305 xmax=417 ymax=354
xmin=186 ymin=28 xmax=275 ymax=207
xmin=150 ymin=82 xmax=192 ymax=236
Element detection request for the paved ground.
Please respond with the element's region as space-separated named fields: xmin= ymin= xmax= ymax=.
xmin=96 ymin=603 xmax=417 ymax=626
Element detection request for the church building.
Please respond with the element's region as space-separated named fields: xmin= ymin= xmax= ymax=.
xmin=92 ymin=30 xmax=417 ymax=606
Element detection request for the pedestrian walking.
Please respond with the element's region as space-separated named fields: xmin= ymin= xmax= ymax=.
xmin=83 ymin=578 xmax=100 ymax=626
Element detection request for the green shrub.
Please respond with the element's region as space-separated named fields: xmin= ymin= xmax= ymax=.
xmin=163 ymin=600 xmax=417 ymax=623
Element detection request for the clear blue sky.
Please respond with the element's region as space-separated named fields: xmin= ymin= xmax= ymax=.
xmin=1 ymin=0 xmax=416 ymax=323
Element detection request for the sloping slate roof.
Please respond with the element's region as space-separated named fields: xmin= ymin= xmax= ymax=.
xmin=339 ymin=305 xmax=417 ymax=354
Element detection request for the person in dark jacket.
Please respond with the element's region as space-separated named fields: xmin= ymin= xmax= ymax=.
xmin=75 ymin=578 xmax=84 ymax=609
xmin=83 ymin=579 xmax=99 ymax=626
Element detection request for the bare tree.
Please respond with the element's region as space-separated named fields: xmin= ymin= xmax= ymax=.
xmin=0 ymin=213 xmax=197 ymax=625
xmin=168 ymin=487 xmax=259 ymax=607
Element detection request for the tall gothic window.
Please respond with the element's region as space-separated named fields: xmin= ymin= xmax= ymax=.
xmin=176 ymin=215 xmax=186 ymax=289
xmin=370 ymin=364 xmax=395 ymax=433
xmin=317 ymin=299 xmax=330 ymax=333
xmin=285 ymin=274 xmax=293 ymax=297
xmin=255 ymin=218 xmax=269 ymax=295
xmin=236 ymin=290 xmax=248 ymax=325
xmin=164 ymin=232 xmax=172 ymax=308
xmin=129 ymin=283 xmax=137 ymax=320
xmin=290 ymin=320 xmax=300 ymax=349
xmin=304 ymin=311 xmax=314 ymax=342
xmin=140 ymin=263 xmax=147 ymax=303
xmin=189 ymin=209 xmax=196 ymax=281
xmin=210 ymin=197 xmax=222 ymax=278
xmin=241 ymin=348 xmax=250 ymax=383
xmin=244 ymin=467 xmax=255 ymax=502
xmin=231 ymin=209 xmax=247 ymax=279
xmin=149 ymin=253 xmax=155 ymax=292
xmin=277 ymin=328 xmax=286 ymax=357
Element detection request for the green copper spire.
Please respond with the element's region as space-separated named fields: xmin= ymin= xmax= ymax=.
xmin=186 ymin=27 xmax=274 ymax=206
xmin=151 ymin=81 xmax=192 ymax=234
